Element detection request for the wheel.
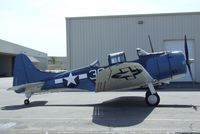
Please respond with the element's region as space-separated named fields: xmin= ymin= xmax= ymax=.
xmin=24 ymin=99 xmax=30 ymax=105
xmin=145 ymin=91 xmax=160 ymax=106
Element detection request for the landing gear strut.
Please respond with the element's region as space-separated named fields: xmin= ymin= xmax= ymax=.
xmin=24 ymin=91 xmax=32 ymax=105
xmin=145 ymin=83 xmax=160 ymax=106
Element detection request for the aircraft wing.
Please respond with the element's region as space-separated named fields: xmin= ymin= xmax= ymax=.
xmin=95 ymin=62 xmax=153 ymax=92
xmin=7 ymin=82 xmax=44 ymax=93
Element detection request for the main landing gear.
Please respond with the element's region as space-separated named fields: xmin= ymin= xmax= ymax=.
xmin=145 ymin=83 xmax=160 ymax=106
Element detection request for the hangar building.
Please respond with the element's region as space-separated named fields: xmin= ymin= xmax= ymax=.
xmin=66 ymin=12 xmax=200 ymax=82
xmin=0 ymin=39 xmax=48 ymax=77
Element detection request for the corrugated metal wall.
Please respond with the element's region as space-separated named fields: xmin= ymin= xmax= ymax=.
xmin=66 ymin=12 xmax=200 ymax=82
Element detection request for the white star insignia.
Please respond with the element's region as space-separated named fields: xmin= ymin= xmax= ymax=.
xmin=64 ymin=73 xmax=77 ymax=86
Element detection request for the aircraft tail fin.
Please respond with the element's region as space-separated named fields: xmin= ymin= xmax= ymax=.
xmin=13 ymin=54 xmax=56 ymax=86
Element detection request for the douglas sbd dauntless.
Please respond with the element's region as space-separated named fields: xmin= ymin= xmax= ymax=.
xmin=8 ymin=35 xmax=194 ymax=106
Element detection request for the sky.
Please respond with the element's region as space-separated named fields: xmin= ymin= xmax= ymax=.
xmin=0 ymin=0 xmax=200 ymax=56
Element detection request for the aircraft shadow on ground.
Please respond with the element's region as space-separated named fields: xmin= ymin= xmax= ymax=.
xmin=92 ymin=96 xmax=154 ymax=127
xmin=92 ymin=97 xmax=196 ymax=127
xmin=1 ymin=101 xmax=48 ymax=110
xmin=1 ymin=96 xmax=196 ymax=127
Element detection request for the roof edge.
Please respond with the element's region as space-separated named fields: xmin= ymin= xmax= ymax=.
xmin=65 ymin=11 xmax=200 ymax=20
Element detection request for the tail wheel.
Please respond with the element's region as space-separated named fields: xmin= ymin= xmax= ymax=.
xmin=145 ymin=90 xmax=160 ymax=106
xmin=24 ymin=99 xmax=30 ymax=105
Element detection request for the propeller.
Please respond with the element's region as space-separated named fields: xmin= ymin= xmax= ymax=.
xmin=148 ymin=35 xmax=154 ymax=53
xmin=184 ymin=35 xmax=194 ymax=81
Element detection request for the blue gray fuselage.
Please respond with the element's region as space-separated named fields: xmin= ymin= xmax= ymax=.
xmin=14 ymin=51 xmax=187 ymax=93
xmin=42 ymin=51 xmax=186 ymax=91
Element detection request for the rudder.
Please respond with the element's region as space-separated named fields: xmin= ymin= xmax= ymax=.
xmin=13 ymin=54 xmax=57 ymax=86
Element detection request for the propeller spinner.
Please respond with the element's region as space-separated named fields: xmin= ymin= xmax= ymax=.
xmin=184 ymin=35 xmax=195 ymax=81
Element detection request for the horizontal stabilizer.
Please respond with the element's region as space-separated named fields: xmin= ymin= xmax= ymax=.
xmin=7 ymin=82 xmax=44 ymax=93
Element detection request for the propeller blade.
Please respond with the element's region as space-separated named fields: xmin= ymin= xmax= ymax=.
xmin=184 ymin=35 xmax=189 ymax=61
xmin=184 ymin=35 xmax=194 ymax=82
xmin=187 ymin=63 xmax=194 ymax=81
xmin=148 ymin=35 xmax=154 ymax=53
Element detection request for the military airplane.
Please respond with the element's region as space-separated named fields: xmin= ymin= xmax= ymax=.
xmin=8 ymin=35 xmax=194 ymax=106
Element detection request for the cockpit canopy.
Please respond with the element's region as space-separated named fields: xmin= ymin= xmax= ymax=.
xmin=90 ymin=60 xmax=100 ymax=67
xmin=108 ymin=51 xmax=127 ymax=65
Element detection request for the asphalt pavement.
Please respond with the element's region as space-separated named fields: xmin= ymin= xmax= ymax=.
xmin=0 ymin=77 xmax=200 ymax=134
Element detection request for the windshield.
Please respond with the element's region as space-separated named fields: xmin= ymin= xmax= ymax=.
xmin=111 ymin=55 xmax=125 ymax=64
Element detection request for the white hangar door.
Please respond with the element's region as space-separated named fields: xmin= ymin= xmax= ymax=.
xmin=164 ymin=40 xmax=195 ymax=82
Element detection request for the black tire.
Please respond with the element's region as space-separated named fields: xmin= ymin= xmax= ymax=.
xmin=145 ymin=90 xmax=151 ymax=98
xmin=24 ymin=99 xmax=30 ymax=105
xmin=145 ymin=92 xmax=160 ymax=106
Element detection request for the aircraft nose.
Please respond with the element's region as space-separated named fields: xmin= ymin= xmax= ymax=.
xmin=168 ymin=51 xmax=187 ymax=76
